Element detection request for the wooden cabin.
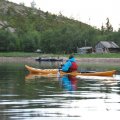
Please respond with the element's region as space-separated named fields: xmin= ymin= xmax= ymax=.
xmin=95 ymin=41 xmax=120 ymax=53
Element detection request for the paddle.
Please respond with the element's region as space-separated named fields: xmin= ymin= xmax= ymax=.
xmin=80 ymin=71 xmax=96 ymax=73
xmin=57 ymin=67 xmax=96 ymax=77
xmin=57 ymin=62 xmax=64 ymax=77
xmin=57 ymin=69 xmax=61 ymax=77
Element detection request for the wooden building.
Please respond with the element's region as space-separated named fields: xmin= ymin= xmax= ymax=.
xmin=95 ymin=41 xmax=120 ymax=53
xmin=77 ymin=47 xmax=93 ymax=54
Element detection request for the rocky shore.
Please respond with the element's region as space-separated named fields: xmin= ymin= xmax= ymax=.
xmin=0 ymin=57 xmax=120 ymax=63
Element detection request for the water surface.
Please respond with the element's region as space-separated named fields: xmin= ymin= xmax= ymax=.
xmin=0 ymin=62 xmax=120 ymax=120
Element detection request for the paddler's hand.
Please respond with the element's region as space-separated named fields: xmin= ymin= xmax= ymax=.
xmin=58 ymin=64 xmax=63 ymax=69
xmin=58 ymin=68 xmax=62 ymax=72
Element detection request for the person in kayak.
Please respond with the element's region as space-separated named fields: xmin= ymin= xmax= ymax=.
xmin=61 ymin=55 xmax=78 ymax=72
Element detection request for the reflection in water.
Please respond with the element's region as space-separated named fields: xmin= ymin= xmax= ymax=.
xmin=25 ymin=73 xmax=78 ymax=92
xmin=60 ymin=75 xmax=77 ymax=91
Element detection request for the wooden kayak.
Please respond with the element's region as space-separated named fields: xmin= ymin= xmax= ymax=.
xmin=25 ymin=65 xmax=116 ymax=77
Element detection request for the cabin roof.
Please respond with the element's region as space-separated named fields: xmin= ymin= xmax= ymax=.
xmin=99 ymin=41 xmax=119 ymax=48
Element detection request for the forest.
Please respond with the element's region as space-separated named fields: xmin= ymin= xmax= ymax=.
xmin=0 ymin=0 xmax=120 ymax=54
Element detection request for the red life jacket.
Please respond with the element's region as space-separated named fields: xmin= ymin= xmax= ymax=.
xmin=69 ymin=62 xmax=78 ymax=72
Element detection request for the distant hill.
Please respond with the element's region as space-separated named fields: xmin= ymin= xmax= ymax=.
xmin=0 ymin=0 xmax=119 ymax=53
xmin=0 ymin=0 xmax=92 ymax=33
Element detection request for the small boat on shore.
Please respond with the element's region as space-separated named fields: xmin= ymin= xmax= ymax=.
xmin=25 ymin=65 xmax=116 ymax=77
xmin=35 ymin=57 xmax=63 ymax=62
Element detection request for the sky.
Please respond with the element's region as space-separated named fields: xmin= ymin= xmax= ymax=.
xmin=8 ymin=0 xmax=120 ymax=31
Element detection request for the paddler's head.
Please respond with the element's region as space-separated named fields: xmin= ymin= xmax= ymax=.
xmin=69 ymin=54 xmax=74 ymax=59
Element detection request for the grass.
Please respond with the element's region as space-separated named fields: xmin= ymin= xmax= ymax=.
xmin=75 ymin=53 xmax=120 ymax=58
xmin=0 ymin=52 xmax=66 ymax=57
xmin=0 ymin=52 xmax=120 ymax=58
xmin=0 ymin=52 xmax=37 ymax=57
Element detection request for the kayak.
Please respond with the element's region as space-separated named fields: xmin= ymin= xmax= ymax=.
xmin=35 ymin=57 xmax=63 ymax=62
xmin=25 ymin=65 xmax=116 ymax=77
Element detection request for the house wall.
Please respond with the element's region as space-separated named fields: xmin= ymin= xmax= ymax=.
xmin=95 ymin=43 xmax=104 ymax=49
xmin=95 ymin=43 xmax=108 ymax=53
xmin=77 ymin=47 xmax=93 ymax=54
xmin=109 ymin=48 xmax=120 ymax=53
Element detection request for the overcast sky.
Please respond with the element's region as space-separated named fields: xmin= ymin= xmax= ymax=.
xmin=8 ymin=0 xmax=120 ymax=31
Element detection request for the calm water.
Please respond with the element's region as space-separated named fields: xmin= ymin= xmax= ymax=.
xmin=0 ymin=62 xmax=120 ymax=120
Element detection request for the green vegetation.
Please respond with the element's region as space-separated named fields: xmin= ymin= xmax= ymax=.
xmin=0 ymin=52 xmax=37 ymax=57
xmin=0 ymin=1 xmax=120 ymax=54
xmin=75 ymin=53 xmax=120 ymax=58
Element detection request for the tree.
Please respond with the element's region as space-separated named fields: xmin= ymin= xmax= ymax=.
xmin=21 ymin=32 xmax=39 ymax=52
xmin=105 ymin=18 xmax=113 ymax=32
xmin=0 ymin=30 xmax=18 ymax=51
xmin=101 ymin=23 xmax=105 ymax=35
xmin=31 ymin=0 xmax=36 ymax=9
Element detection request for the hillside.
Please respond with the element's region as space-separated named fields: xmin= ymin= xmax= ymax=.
xmin=0 ymin=0 xmax=119 ymax=54
xmin=0 ymin=0 xmax=91 ymax=33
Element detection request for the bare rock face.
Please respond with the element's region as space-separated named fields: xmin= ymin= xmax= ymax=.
xmin=0 ymin=0 xmax=46 ymax=33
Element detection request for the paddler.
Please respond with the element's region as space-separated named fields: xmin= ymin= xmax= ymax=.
xmin=60 ymin=55 xmax=78 ymax=72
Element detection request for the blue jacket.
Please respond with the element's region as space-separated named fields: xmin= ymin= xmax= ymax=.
xmin=62 ymin=57 xmax=76 ymax=72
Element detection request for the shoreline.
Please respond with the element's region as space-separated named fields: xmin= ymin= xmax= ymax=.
xmin=0 ymin=57 xmax=120 ymax=63
xmin=77 ymin=58 xmax=120 ymax=63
